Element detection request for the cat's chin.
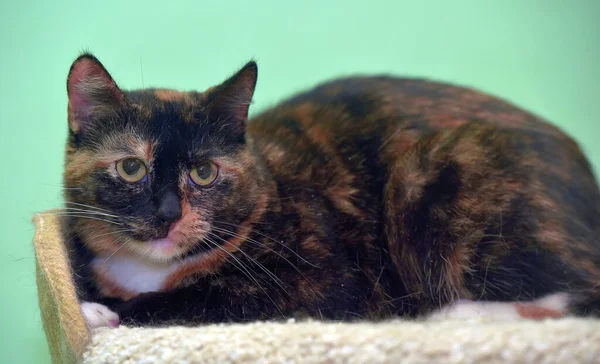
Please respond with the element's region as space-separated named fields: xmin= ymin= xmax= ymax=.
xmin=128 ymin=236 xmax=189 ymax=263
xmin=147 ymin=238 xmax=178 ymax=251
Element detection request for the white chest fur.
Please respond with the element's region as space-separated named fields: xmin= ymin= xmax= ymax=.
xmin=91 ymin=255 xmax=183 ymax=294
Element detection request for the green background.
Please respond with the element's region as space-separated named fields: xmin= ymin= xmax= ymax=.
xmin=1 ymin=1 xmax=598 ymax=362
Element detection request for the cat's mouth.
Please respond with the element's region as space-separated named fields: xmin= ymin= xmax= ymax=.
xmin=140 ymin=227 xmax=189 ymax=259
xmin=79 ymin=210 xmax=210 ymax=262
xmin=143 ymin=218 xmax=184 ymax=251
xmin=126 ymin=217 xmax=208 ymax=262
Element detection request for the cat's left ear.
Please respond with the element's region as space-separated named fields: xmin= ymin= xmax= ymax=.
xmin=205 ymin=61 xmax=257 ymax=138
xmin=66 ymin=54 xmax=126 ymax=134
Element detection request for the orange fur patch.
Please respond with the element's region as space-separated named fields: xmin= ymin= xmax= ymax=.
xmin=444 ymin=244 xmax=471 ymax=297
xmin=64 ymin=149 xmax=97 ymax=184
xmin=164 ymin=199 xmax=204 ymax=255
xmin=162 ymin=193 xmax=268 ymax=289
xmin=79 ymin=220 xmax=122 ymax=255
xmin=154 ymin=89 xmax=186 ymax=102
xmin=515 ymin=304 xmax=564 ymax=320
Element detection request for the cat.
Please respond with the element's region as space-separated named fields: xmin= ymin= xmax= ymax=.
xmin=61 ymin=53 xmax=600 ymax=329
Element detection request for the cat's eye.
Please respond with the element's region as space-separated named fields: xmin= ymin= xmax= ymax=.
xmin=189 ymin=161 xmax=219 ymax=186
xmin=116 ymin=158 xmax=148 ymax=183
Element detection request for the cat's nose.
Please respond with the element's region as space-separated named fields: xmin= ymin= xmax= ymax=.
xmin=155 ymin=191 xmax=182 ymax=224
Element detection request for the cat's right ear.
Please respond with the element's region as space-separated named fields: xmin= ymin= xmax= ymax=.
xmin=66 ymin=54 xmax=125 ymax=134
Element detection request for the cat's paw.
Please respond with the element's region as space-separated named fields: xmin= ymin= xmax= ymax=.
xmin=426 ymin=292 xmax=570 ymax=321
xmin=81 ymin=301 xmax=120 ymax=329
xmin=513 ymin=292 xmax=570 ymax=320
xmin=426 ymin=299 xmax=523 ymax=321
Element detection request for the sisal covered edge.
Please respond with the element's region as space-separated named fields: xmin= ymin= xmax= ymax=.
xmin=33 ymin=211 xmax=89 ymax=364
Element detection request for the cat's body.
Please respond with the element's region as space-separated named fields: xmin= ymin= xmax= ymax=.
xmin=63 ymin=54 xmax=600 ymax=328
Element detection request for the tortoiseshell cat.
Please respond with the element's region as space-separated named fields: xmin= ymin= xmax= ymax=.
xmin=63 ymin=53 xmax=600 ymax=329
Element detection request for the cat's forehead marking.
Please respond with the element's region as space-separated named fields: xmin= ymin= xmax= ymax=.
xmin=146 ymin=91 xmax=202 ymax=124
xmin=129 ymin=134 xmax=158 ymax=164
xmin=97 ymin=132 xmax=158 ymax=165
xmin=154 ymin=89 xmax=186 ymax=102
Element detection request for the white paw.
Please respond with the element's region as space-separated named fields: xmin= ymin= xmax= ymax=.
xmin=531 ymin=292 xmax=570 ymax=312
xmin=81 ymin=301 xmax=120 ymax=329
xmin=426 ymin=299 xmax=522 ymax=321
xmin=426 ymin=293 xmax=571 ymax=321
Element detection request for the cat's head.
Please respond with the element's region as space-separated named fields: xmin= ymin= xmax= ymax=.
xmin=63 ymin=53 xmax=269 ymax=262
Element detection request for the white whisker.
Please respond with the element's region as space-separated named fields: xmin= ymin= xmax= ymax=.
xmin=61 ymin=207 xmax=120 ymax=218
xmin=213 ymin=220 xmax=319 ymax=268
xmin=65 ymin=201 xmax=113 ymax=213
xmin=204 ymin=236 xmax=284 ymax=316
xmin=46 ymin=212 xmax=123 ymax=226
xmin=207 ymin=231 xmax=289 ymax=295
xmin=102 ymin=238 xmax=132 ymax=264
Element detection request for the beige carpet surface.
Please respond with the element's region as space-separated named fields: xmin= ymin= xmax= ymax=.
xmin=86 ymin=318 xmax=600 ymax=364
xmin=33 ymin=211 xmax=600 ymax=364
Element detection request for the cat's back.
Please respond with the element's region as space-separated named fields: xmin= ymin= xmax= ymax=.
xmin=248 ymin=76 xmax=580 ymax=168
xmin=249 ymin=76 xmax=599 ymax=232
xmin=248 ymin=75 xmax=592 ymax=193
xmin=249 ymin=75 xmax=569 ymax=136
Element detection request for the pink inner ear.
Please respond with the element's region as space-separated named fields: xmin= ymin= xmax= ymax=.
xmin=67 ymin=59 xmax=122 ymax=130
xmin=217 ymin=74 xmax=256 ymax=125
xmin=229 ymin=89 xmax=252 ymax=121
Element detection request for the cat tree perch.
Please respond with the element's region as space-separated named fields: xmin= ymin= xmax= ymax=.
xmin=33 ymin=211 xmax=600 ymax=363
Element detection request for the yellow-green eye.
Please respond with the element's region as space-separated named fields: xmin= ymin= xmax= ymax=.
xmin=189 ymin=161 xmax=219 ymax=186
xmin=116 ymin=158 xmax=147 ymax=183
